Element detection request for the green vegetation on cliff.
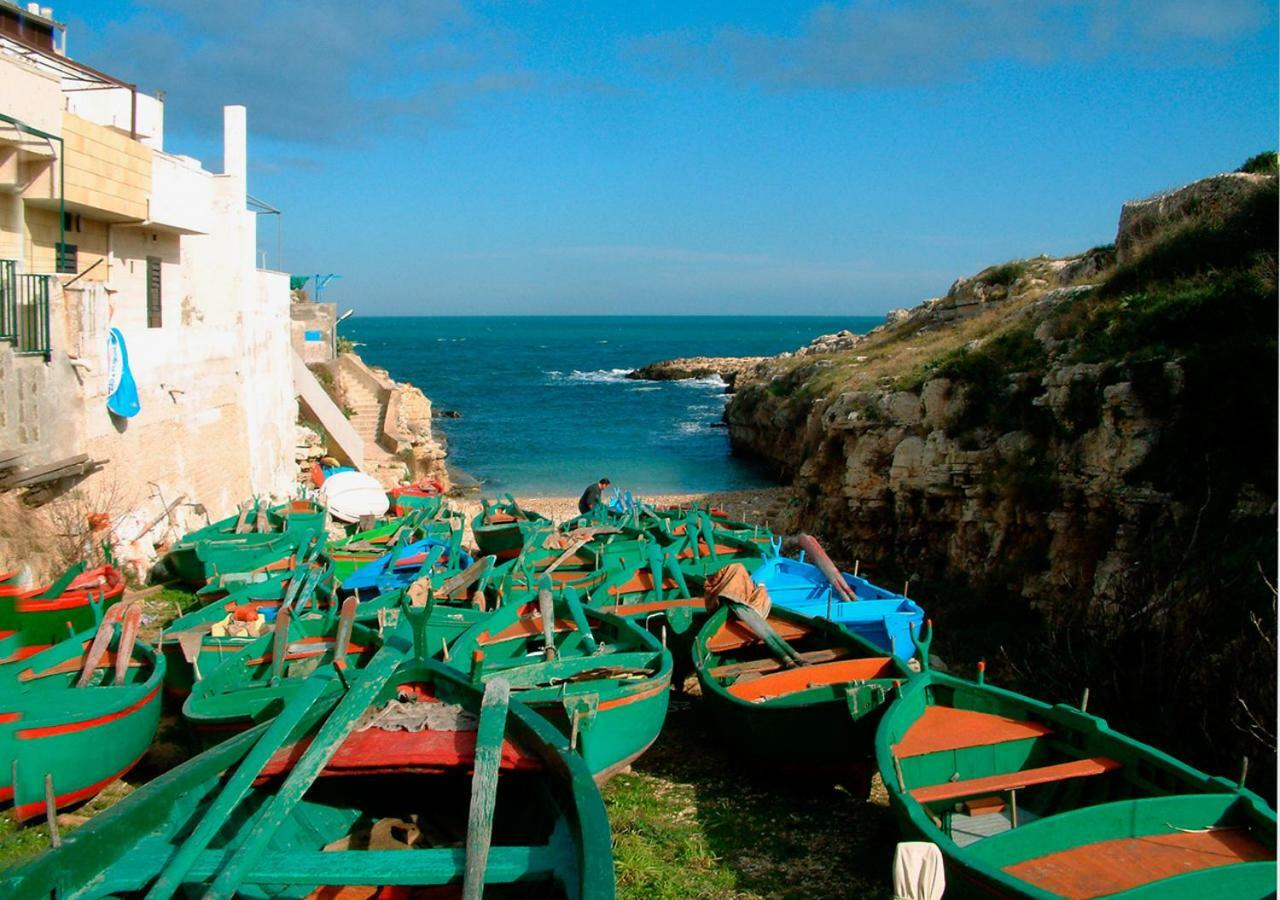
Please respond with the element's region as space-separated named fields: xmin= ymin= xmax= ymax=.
xmin=728 ymin=161 xmax=1278 ymax=796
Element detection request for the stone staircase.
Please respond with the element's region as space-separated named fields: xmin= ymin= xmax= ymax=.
xmin=335 ymin=360 xmax=406 ymax=487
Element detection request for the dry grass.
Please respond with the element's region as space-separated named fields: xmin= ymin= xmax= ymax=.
xmin=760 ymin=288 xmax=1051 ymax=401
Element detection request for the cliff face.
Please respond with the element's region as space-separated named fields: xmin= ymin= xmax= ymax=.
xmin=728 ymin=167 xmax=1278 ymax=791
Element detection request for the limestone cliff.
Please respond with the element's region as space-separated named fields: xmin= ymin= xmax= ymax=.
xmin=728 ymin=165 xmax=1278 ymax=793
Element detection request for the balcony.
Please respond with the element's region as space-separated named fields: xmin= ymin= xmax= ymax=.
xmin=0 ymin=259 xmax=52 ymax=356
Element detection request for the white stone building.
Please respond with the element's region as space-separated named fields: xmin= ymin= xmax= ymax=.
xmin=0 ymin=2 xmax=296 ymax=561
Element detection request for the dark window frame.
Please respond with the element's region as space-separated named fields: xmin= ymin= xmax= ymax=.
xmin=55 ymin=242 xmax=77 ymax=275
xmin=146 ymin=255 xmax=162 ymax=328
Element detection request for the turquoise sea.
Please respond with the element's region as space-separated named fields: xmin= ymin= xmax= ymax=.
xmin=343 ymin=316 xmax=879 ymax=495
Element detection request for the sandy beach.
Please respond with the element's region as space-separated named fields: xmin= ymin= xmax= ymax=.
xmin=454 ymin=486 xmax=802 ymax=545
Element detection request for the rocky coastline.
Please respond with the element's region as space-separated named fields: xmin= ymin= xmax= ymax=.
xmin=633 ymin=163 xmax=1279 ymax=793
xmin=626 ymin=356 xmax=766 ymax=391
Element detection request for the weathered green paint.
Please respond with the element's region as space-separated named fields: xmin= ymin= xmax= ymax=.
xmin=463 ymin=676 xmax=511 ymax=900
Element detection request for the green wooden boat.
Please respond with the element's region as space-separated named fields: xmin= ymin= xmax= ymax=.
xmin=0 ymin=601 xmax=163 ymax=820
xmin=162 ymin=558 xmax=338 ymax=697
xmin=329 ymin=506 xmax=467 ymax=582
xmin=191 ymin=531 xmax=328 ymax=599
xmin=166 ymin=498 xmax=327 ymax=586
xmin=692 ymin=597 xmax=912 ymax=788
xmin=492 ymin=527 xmax=663 ymax=601
xmin=450 ymin=585 xmax=672 ymax=782
xmin=2 ymin=622 xmax=614 ymax=898
xmin=182 ymin=600 xmax=380 ymax=744
xmin=875 ymin=668 xmax=1277 ymax=898
xmin=666 ymin=526 xmax=767 ymax=579
xmin=0 ymin=563 xmax=125 ymax=664
xmin=387 ymin=482 xmax=446 ymax=516
xmin=473 ymin=495 xmax=552 ymax=562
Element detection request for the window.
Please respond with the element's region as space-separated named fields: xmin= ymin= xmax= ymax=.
xmin=146 ymin=256 xmax=162 ymax=328
xmin=56 ymin=242 xmax=77 ymax=275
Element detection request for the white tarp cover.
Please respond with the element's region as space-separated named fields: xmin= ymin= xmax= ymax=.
xmin=892 ymin=842 xmax=946 ymax=900
xmin=322 ymin=471 xmax=390 ymax=523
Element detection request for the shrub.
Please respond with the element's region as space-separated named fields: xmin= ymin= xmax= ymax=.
xmin=983 ymin=261 xmax=1027 ymax=287
xmin=1238 ymin=151 xmax=1278 ymax=175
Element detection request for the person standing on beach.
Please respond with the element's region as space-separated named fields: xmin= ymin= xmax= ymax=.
xmin=579 ymin=478 xmax=611 ymax=514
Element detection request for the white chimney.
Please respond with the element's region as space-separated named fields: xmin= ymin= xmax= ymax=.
xmin=26 ymin=3 xmax=40 ymax=14
xmin=223 ymin=105 xmax=247 ymax=185
xmin=41 ymin=7 xmax=52 ymax=18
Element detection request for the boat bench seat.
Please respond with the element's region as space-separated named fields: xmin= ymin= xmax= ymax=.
xmin=707 ymin=647 xmax=853 ymax=679
xmin=705 ymin=619 xmax=813 ymax=653
xmin=910 ymin=756 xmax=1121 ymax=804
xmin=725 ymin=657 xmax=895 ymax=701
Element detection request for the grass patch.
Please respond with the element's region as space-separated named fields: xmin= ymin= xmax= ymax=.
xmin=605 ymin=698 xmax=898 ymax=899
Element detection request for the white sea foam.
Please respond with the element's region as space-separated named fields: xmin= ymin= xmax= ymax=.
xmin=547 ymin=368 xmax=633 ymax=384
xmin=629 ymin=386 xmax=660 ymax=392
xmin=674 ymin=375 xmax=726 ymax=388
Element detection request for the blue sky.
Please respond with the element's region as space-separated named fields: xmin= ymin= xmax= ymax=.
xmin=56 ymin=1 xmax=1278 ymax=315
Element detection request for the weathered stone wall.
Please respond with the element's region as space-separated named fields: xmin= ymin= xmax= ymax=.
xmin=290 ymin=301 xmax=336 ymax=365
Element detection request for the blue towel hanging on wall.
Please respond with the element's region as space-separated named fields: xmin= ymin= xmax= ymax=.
xmin=106 ymin=327 xmax=141 ymax=418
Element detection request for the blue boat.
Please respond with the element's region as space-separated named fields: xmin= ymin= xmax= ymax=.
xmin=751 ymin=552 xmax=925 ymax=659
xmin=339 ymin=538 xmax=474 ymax=600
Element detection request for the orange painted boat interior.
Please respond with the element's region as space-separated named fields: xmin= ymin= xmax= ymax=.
xmin=725 ymin=657 xmax=895 ymax=701
xmin=17 ymin=648 xmax=146 ymax=681
xmin=1003 ymin=828 xmax=1275 ymax=899
xmin=477 ymin=615 xmax=577 ymax=645
xmin=605 ymin=571 xmax=680 ymax=596
xmin=705 ymin=618 xmax=813 ymax=654
xmin=894 ymin=705 xmax=1052 ymax=758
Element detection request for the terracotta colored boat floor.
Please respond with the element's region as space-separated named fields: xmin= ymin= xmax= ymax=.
xmin=894 ymin=705 xmax=1051 ymax=759
xmin=1003 ymin=828 xmax=1274 ymax=898
xmin=705 ymin=618 xmax=813 ymax=653
xmin=725 ymin=657 xmax=894 ymax=701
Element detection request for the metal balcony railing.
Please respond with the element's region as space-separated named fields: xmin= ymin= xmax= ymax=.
xmin=0 ymin=260 xmax=52 ymax=357
xmin=0 ymin=259 xmax=14 ymax=342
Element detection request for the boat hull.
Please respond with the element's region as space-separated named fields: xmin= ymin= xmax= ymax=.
xmin=0 ymin=634 xmax=164 ymax=820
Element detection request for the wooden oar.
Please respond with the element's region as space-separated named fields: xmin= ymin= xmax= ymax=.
xmin=143 ymin=676 xmax=340 ymax=900
xmin=538 ymin=588 xmax=557 ymax=661
xmin=270 ymin=607 xmax=292 ymax=685
xmin=75 ymin=602 xmax=127 ymax=687
xmin=114 ymin=602 xmax=141 ymax=685
xmin=463 ymin=677 xmax=511 ymax=900
xmin=333 ymin=596 xmax=358 ymax=661
xmin=203 ymin=646 xmax=403 ymax=898
xmin=699 ymin=514 xmax=721 ymax=562
xmin=439 ymin=554 xmax=495 ymax=598
xmin=798 ymin=534 xmax=858 ymax=603
xmin=253 ymin=499 xmax=269 ymax=535
xmin=646 ymin=542 xmax=667 ymax=603
xmin=728 ymin=602 xmax=807 ymax=669
xmin=557 ymin=585 xmax=599 ymax=655
xmin=232 ymin=502 xmax=251 ymax=534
